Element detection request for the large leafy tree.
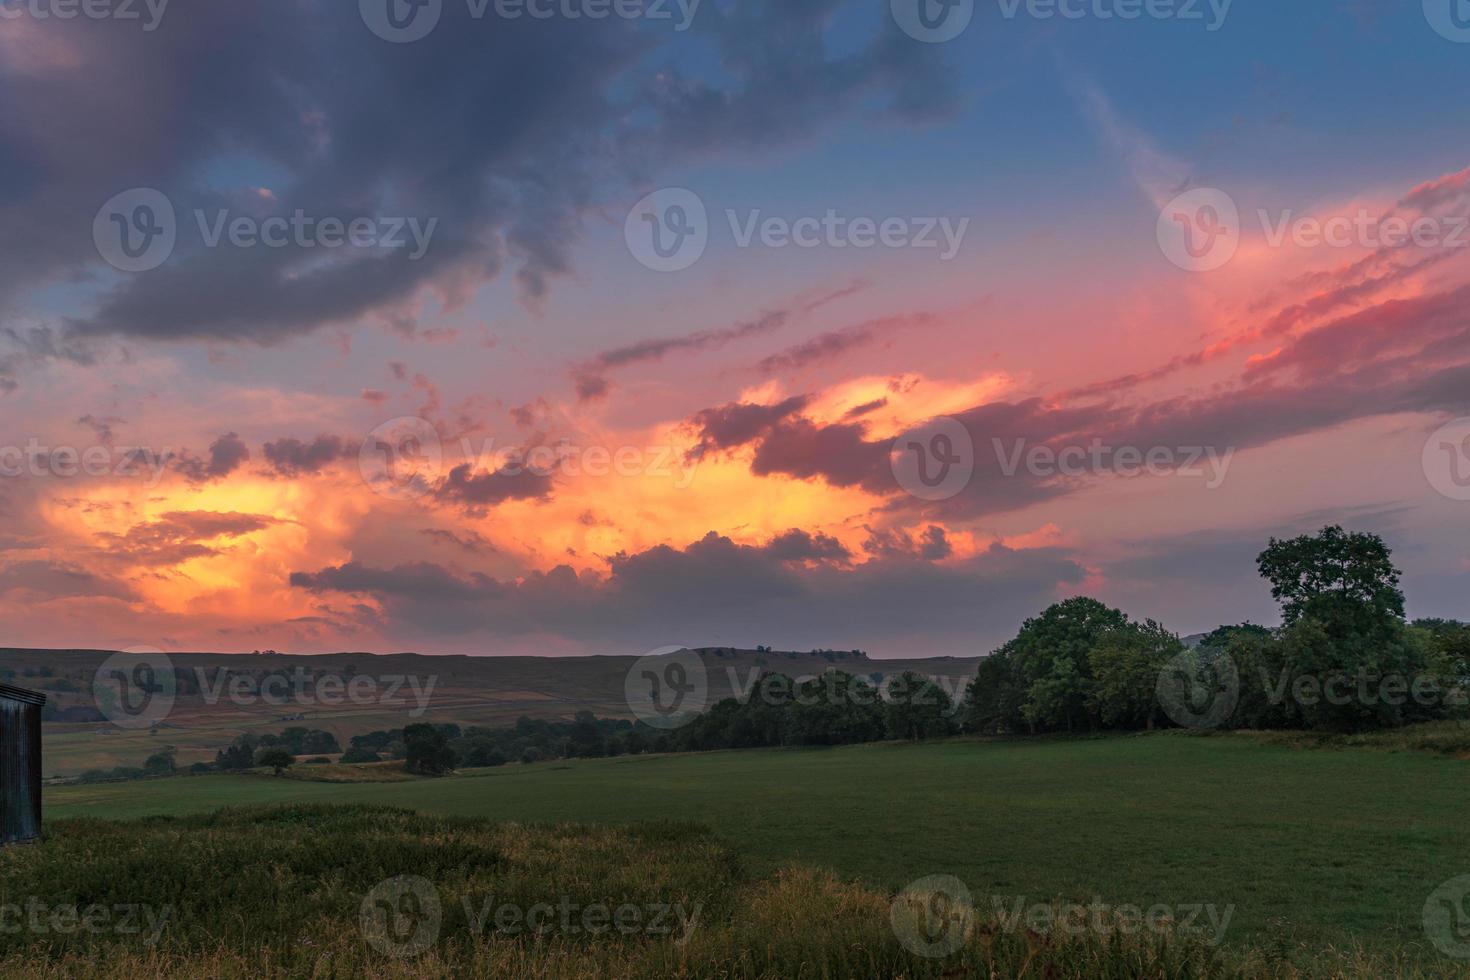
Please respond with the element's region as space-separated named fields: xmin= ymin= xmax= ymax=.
xmin=1088 ymin=620 xmax=1184 ymax=730
xmin=1256 ymin=526 xmax=1404 ymax=629
xmin=1257 ymin=527 xmax=1437 ymax=732
xmin=1001 ymin=597 xmax=1131 ymax=732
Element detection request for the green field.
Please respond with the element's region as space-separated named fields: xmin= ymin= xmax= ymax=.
xmin=46 ymin=733 xmax=1470 ymax=961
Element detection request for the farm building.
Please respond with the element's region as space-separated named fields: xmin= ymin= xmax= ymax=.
xmin=0 ymin=683 xmax=45 ymax=846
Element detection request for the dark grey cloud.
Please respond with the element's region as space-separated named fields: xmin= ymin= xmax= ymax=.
xmin=263 ymin=435 xmax=356 ymax=477
xmin=0 ymin=560 xmax=135 ymax=601
xmin=0 ymin=3 xmax=957 ymax=362
xmin=291 ymin=530 xmax=1084 ymax=655
xmin=436 ymin=461 xmax=555 ymax=512
xmin=172 ymin=432 xmax=250 ymax=483
xmin=96 ymin=511 xmax=283 ymax=567
xmin=761 ymin=528 xmax=852 ymax=564
xmin=687 ymin=394 xmax=810 ymax=459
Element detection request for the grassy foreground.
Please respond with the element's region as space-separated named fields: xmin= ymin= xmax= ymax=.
xmin=3 ymin=804 xmax=1464 ymax=979
xmin=46 ymin=733 xmax=1470 ymax=961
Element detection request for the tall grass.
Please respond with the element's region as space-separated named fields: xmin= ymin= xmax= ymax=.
xmin=0 ymin=805 xmax=1464 ymax=978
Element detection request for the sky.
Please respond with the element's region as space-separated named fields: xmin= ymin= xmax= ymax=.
xmin=2 ymin=0 xmax=1469 ymax=657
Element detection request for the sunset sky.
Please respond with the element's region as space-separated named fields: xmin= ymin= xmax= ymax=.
xmin=2 ymin=1 xmax=1468 ymax=657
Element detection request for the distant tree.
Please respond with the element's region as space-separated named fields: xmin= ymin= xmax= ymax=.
xmin=340 ymin=746 xmax=381 ymax=764
xmin=215 ymin=736 xmax=259 ymax=771
xmin=255 ymin=748 xmax=296 ymax=776
xmin=143 ymin=747 xmax=177 ymax=774
xmin=568 ymin=710 xmax=606 ymax=758
xmin=403 ymin=723 xmax=457 ymax=775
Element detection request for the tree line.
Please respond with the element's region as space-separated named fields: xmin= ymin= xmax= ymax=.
xmin=969 ymin=526 xmax=1469 ymax=735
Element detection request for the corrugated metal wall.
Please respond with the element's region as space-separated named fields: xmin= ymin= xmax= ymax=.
xmin=0 ymin=691 xmax=43 ymax=846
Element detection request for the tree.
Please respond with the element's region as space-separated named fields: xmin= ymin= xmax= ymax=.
xmin=568 ymin=710 xmax=606 ymax=758
xmin=1257 ymin=528 xmax=1435 ymax=732
xmin=143 ymin=747 xmax=177 ymax=774
xmin=1257 ymin=526 xmax=1404 ymax=630
xmin=1088 ymin=621 xmax=1183 ymax=730
xmin=340 ymin=746 xmax=382 ymax=764
xmin=881 ymin=672 xmax=956 ymax=741
xmin=1003 ymin=597 xmax=1131 ymax=732
xmin=215 ymin=736 xmax=259 ymax=771
xmin=255 ymin=747 xmax=296 ymax=776
xmin=403 ymin=723 xmax=457 ymax=775
xmin=966 ymin=652 xmax=1026 ymax=734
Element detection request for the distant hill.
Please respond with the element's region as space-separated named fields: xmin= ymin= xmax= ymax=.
xmin=0 ymin=647 xmax=982 ymax=777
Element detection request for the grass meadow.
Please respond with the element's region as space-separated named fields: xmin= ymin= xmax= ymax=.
xmin=40 ymin=732 xmax=1470 ymax=970
xmin=4 ymin=802 xmax=1466 ymax=979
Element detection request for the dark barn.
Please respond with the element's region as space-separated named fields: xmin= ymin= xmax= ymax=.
xmin=0 ymin=683 xmax=45 ymax=846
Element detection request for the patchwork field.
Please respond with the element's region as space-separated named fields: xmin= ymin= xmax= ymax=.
xmin=44 ymin=733 xmax=1470 ymax=964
